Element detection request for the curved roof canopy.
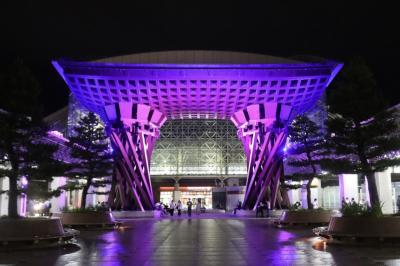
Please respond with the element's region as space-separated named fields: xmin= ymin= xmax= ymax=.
xmin=53 ymin=50 xmax=342 ymax=121
xmin=93 ymin=50 xmax=303 ymax=65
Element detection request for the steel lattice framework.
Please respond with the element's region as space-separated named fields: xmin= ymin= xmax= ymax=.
xmin=151 ymin=119 xmax=246 ymax=176
xmin=231 ymin=103 xmax=292 ymax=209
xmin=53 ymin=51 xmax=342 ymax=210
xmin=104 ymin=102 xmax=166 ymax=210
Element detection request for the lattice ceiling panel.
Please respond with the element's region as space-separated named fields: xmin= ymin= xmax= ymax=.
xmin=53 ymin=56 xmax=342 ymax=122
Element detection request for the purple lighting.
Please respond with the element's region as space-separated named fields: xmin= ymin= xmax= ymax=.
xmin=52 ymin=52 xmax=342 ymax=121
xmin=105 ymin=102 xmax=166 ymax=210
xmin=231 ymin=103 xmax=292 ymax=209
xmin=52 ymin=51 xmax=342 ymax=210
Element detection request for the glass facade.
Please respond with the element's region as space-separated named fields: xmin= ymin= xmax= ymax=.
xmin=150 ymin=119 xmax=246 ymax=176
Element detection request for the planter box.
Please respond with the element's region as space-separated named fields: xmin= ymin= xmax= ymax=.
xmin=112 ymin=210 xmax=155 ymax=219
xmin=279 ymin=210 xmax=332 ymax=225
xmin=328 ymin=216 xmax=400 ymax=238
xmin=61 ymin=211 xmax=115 ymax=226
xmin=0 ymin=218 xmax=73 ymax=241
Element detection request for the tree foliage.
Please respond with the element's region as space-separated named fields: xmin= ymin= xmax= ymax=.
xmin=322 ymin=57 xmax=400 ymax=209
xmin=67 ymin=112 xmax=112 ymax=209
xmin=0 ymin=59 xmax=66 ymax=217
xmin=287 ymin=115 xmax=326 ymax=209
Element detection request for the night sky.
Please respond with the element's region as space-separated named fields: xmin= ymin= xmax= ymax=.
xmin=2 ymin=1 xmax=399 ymax=116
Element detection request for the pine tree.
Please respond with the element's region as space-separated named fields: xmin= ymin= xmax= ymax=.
xmin=0 ymin=59 xmax=66 ymax=218
xmin=23 ymin=127 xmax=69 ymax=201
xmin=68 ymin=112 xmax=112 ymax=209
xmin=287 ymin=115 xmax=326 ymax=209
xmin=323 ymin=57 xmax=400 ymax=210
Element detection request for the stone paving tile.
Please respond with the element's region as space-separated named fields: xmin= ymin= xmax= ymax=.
xmin=1 ymin=218 xmax=400 ymax=265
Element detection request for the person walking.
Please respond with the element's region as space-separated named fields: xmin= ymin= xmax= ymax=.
xmin=187 ymin=199 xmax=193 ymax=217
xmin=177 ymin=200 xmax=183 ymax=216
xmin=169 ymin=200 xmax=176 ymax=216
xmin=196 ymin=198 xmax=201 ymax=215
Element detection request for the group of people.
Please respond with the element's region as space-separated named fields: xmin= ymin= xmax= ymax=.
xmin=342 ymin=197 xmax=357 ymax=205
xmin=292 ymin=198 xmax=319 ymax=209
xmin=341 ymin=196 xmax=400 ymax=213
xmin=255 ymin=200 xmax=270 ymax=217
xmin=156 ymin=198 xmax=203 ymax=217
xmin=166 ymin=200 xmax=183 ymax=216
xmin=233 ymin=200 xmax=271 ymax=217
xmin=156 ymin=195 xmax=400 ymax=217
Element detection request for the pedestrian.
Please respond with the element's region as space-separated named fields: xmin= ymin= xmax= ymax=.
xmin=196 ymin=198 xmax=201 ymax=215
xmin=169 ymin=200 xmax=175 ymax=216
xmin=161 ymin=202 xmax=169 ymax=216
xmin=312 ymin=198 xmax=319 ymax=209
xmin=43 ymin=201 xmax=51 ymax=216
xmin=233 ymin=200 xmax=242 ymax=215
xmin=187 ymin=199 xmax=193 ymax=217
xmin=345 ymin=197 xmax=350 ymax=204
xmin=350 ymin=198 xmax=356 ymax=205
xmin=265 ymin=199 xmax=270 ymax=217
xmin=256 ymin=202 xmax=264 ymax=217
xmin=177 ymin=200 xmax=183 ymax=216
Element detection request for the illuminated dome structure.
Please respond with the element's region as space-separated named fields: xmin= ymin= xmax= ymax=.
xmin=53 ymin=50 xmax=342 ymax=210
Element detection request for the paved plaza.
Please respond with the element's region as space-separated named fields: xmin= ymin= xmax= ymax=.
xmin=1 ymin=218 xmax=400 ymax=266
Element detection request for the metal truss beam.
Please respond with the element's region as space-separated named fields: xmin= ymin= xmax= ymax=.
xmin=105 ymin=103 xmax=166 ymax=211
xmin=231 ymin=103 xmax=293 ymax=210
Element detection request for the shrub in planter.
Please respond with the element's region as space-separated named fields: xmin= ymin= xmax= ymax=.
xmin=340 ymin=201 xmax=383 ymax=218
xmin=326 ymin=201 xmax=400 ymax=241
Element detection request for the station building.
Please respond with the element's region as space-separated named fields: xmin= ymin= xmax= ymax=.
xmin=2 ymin=51 xmax=399 ymax=215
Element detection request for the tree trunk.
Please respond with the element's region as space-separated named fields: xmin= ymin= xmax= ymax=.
xmin=278 ymin=163 xmax=290 ymax=209
xmin=366 ymin=172 xmax=380 ymax=207
xmin=306 ymin=177 xmax=313 ymax=210
xmin=305 ymin=149 xmax=316 ymax=210
xmin=80 ymin=178 xmax=92 ymax=209
xmin=280 ymin=187 xmax=291 ymax=208
xmin=354 ymin=122 xmax=381 ymax=210
xmin=8 ymin=174 xmax=19 ymax=218
xmin=108 ymin=171 xmax=117 ymax=209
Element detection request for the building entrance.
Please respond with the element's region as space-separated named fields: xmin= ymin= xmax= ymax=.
xmin=160 ymin=186 xmax=213 ymax=209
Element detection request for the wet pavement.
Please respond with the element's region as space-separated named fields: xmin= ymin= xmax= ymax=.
xmin=1 ymin=218 xmax=400 ymax=266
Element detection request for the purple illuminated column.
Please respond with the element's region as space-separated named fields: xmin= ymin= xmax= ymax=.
xmin=104 ymin=103 xmax=167 ymax=211
xmin=231 ymin=103 xmax=293 ymax=210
